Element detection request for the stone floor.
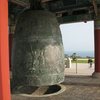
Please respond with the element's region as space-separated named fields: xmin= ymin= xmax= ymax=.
xmin=12 ymin=85 xmax=100 ymax=100
xmin=12 ymin=75 xmax=100 ymax=100
xmin=65 ymin=63 xmax=94 ymax=76
xmin=12 ymin=63 xmax=100 ymax=100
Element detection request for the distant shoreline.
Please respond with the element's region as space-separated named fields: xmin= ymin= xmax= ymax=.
xmin=64 ymin=51 xmax=94 ymax=57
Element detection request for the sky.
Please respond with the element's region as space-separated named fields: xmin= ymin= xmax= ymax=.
xmin=60 ymin=21 xmax=94 ymax=54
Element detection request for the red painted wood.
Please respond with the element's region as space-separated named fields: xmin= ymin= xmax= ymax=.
xmin=0 ymin=0 xmax=11 ymax=100
xmin=95 ymin=29 xmax=100 ymax=72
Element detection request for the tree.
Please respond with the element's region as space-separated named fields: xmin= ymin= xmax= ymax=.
xmin=71 ymin=53 xmax=77 ymax=61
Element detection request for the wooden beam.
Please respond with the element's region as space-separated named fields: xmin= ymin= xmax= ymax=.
xmin=0 ymin=0 xmax=11 ymax=100
xmin=41 ymin=0 xmax=53 ymax=3
xmin=55 ymin=6 xmax=93 ymax=14
xmin=9 ymin=0 xmax=29 ymax=7
xmin=92 ymin=0 xmax=98 ymax=16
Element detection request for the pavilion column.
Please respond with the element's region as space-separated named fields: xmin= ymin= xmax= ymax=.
xmin=0 ymin=0 xmax=11 ymax=100
xmin=93 ymin=11 xmax=100 ymax=78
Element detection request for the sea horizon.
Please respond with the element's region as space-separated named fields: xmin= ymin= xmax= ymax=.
xmin=64 ymin=51 xmax=94 ymax=57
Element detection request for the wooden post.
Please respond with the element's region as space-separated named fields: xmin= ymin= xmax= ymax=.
xmin=0 ymin=0 xmax=11 ymax=100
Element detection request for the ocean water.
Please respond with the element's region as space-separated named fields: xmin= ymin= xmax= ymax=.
xmin=65 ymin=51 xmax=94 ymax=57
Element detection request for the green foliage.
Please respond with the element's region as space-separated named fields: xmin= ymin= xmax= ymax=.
xmin=72 ymin=59 xmax=94 ymax=63
xmin=71 ymin=53 xmax=77 ymax=61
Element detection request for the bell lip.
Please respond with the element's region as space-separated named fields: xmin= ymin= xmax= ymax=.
xmin=12 ymin=73 xmax=65 ymax=86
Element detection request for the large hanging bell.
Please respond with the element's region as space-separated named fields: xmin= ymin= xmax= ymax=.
xmin=12 ymin=10 xmax=65 ymax=86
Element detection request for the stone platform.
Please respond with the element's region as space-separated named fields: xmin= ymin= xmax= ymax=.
xmin=12 ymin=75 xmax=100 ymax=100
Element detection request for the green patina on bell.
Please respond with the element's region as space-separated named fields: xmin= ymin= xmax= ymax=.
xmin=12 ymin=10 xmax=65 ymax=86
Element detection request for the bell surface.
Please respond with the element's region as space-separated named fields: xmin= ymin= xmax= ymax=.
xmin=12 ymin=10 xmax=65 ymax=86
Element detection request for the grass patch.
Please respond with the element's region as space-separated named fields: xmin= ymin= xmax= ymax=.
xmin=72 ymin=59 xmax=94 ymax=63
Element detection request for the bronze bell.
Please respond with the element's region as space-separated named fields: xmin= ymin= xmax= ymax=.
xmin=12 ymin=10 xmax=65 ymax=86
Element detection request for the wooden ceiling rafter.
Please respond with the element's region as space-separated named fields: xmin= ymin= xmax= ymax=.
xmin=41 ymin=0 xmax=53 ymax=3
xmin=92 ymin=0 xmax=98 ymax=16
xmin=9 ymin=0 xmax=29 ymax=7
